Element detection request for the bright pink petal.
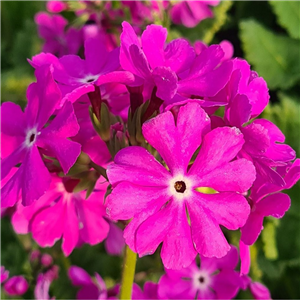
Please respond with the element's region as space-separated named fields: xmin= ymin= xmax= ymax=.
xmin=106 ymin=183 xmax=168 ymax=220
xmin=34 ymin=65 xmax=62 ymax=128
xmin=31 ymin=199 xmax=65 ymax=248
xmin=240 ymin=212 xmax=264 ymax=245
xmin=59 ymin=55 xmax=87 ymax=79
xmin=153 ymin=66 xmax=178 ymax=101
xmin=68 ymin=266 xmax=93 ymax=286
xmin=21 ymin=146 xmax=51 ymax=206
xmin=158 ymin=274 xmax=194 ymax=299
xmin=129 ymin=44 xmax=152 ymax=79
xmin=193 ymin=159 xmax=256 ymax=193
xmin=187 ymin=196 xmax=230 ymax=258
xmin=191 ymin=192 xmax=250 ymax=230
xmin=62 ymin=201 xmax=79 ymax=256
xmin=1 ymin=102 xmax=26 ymax=136
xmin=141 ymin=24 xmax=167 ymax=69
xmin=104 ymin=222 xmax=125 ymax=256
xmin=161 ymin=204 xmax=197 ymax=269
xmin=1 ymin=147 xmax=26 ymax=180
xmin=136 ymin=202 xmax=176 ymax=257
xmin=250 ymin=282 xmax=271 ymax=300
xmin=107 ymin=146 xmax=170 ymax=187
xmin=164 ymin=39 xmax=195 ymax=74
xmin=77 ymin=196 xmax=109 ymax=246
xmin=189 ymin=126 xmax=244 ymax=176
xmin=256 ymin=193 xmax=291 ymax=218
xmin=240 ymin=240 xmax=250 ymax=275
xmin=212 ymin=269 xmax=240 ymax=299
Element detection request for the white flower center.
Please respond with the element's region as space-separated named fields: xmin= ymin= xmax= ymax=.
xmin=24 ymin=128 xmax=40 ymax=148
xmin=169 ymin=174 xmax=193 ymax=201
xmin=79 ymin=74 xmax=100 ymax=84
xmin=192 ymin=270 xmax=211 ymax=291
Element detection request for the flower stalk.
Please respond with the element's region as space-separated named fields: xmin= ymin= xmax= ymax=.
xmin=120 ymin=244 xmax=137 ymax=300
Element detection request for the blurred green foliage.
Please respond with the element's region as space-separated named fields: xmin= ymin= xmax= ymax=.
xmin=1 ymin=1 xmax=300 ymax=299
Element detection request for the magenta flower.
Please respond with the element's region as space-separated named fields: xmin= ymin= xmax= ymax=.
xmin=35 ymin=12 xmax=82 ymax=57
xmin=34 ymin=266 xmax=59 ymax=300
xmin=106 ymin=102 xmax=255 ymax=269
xmin=1 ymin=266 xmax=9 ymax=283
xmin=1 ymin=66 xmax=81 ymax=207
xmin=3 ymin=276 xmax=29 ymax=296
xmin=12 ymin=175 xmax=109 ymax=256
xmin=241 ymin=159 xmax=300 ymax=245
xmin=158 ymin=246 xmax=240 ymax=299
xmin=104 ymin=221 xmax=125 ymax=256
xmin=46 ymin=1 xmax=67 ymax=13
xmin=170 ymin=1 xmax=220 ymax=28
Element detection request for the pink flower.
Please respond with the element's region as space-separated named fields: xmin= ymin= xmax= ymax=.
xmin=34 ymin=266 xmax=59 ymax=300
xmin=12 ymin=175 xmax=109 ymax=256
xmin=1 ymin=66 xmax=81 ymax=207
xmin=241 ymin=159 xmax=300 ymax=245
xmin=35 ymin=12 xmax=82 ymax=57
xmin=106 ymin=102 xmax=256 ymax=269
xmin=3 ymin=276 xmax=29 ymax=296
xmin=1 ymin=266 xmax=9 ymax=283
xmin=46 ymin=1 xmax=67 ymax=13
xmin=170 ymin=1 xmax=220 ymax=28
xmin=158 ymin=246 xmax=240 ymax=299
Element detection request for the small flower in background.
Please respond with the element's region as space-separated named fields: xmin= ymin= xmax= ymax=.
xmin=170 ymin=1 xmax=220 ymax=28
xmin=3 ymin=275 xmax=29 ymax=297
xmin=158 ymin=246 xmax=240 ymax=299
xmin=1 ymin=266 xmax=9 ymax=284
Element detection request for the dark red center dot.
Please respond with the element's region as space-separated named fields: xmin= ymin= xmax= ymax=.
xmin=29 ymin=133 xmax=36 ymax=143
xmin=199 ymin=276 xmax=205 ymax=283
xmin=86 ymin=78 xmax=94 ymax=83
xmin=174 ymin=181 xmax=186 ymax=193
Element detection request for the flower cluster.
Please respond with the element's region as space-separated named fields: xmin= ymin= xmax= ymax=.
xmin=1 ymin=1 xmax=299 ymax=299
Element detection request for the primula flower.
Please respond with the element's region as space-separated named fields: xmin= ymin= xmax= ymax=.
xmin=106 ymin=102 xmax=256 ymax=269
xmin=34 ymin=265 xmax=59 ymax=300
xmin=12 ymin=175 xmax=109 ymax=256
xmin=1 ymin=66 xmax=81 ymax=207
xmin=46 ymin=1 xmax=67 ymax=13
xmin=68 ymin=265 xmax=158 ymax=299
xmin=241 ymin=159 xmax=300 ymax=245
xmin=158 ymin=246 xmax=240 ymax=299
xmin=170 ymin=1 xmax=220 ymax=28
xmin=35 ymin=12 xmax=82 ymax=57
xmin=1 ymin=266 xmax=9 ymax=283
xmin=212 ymin=59 xmax=295 ymax=185
xmin=3 ymin=276 xmax=29 ymax=296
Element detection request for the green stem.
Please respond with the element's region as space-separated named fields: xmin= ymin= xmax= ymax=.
xmin=120 ymin=245 xmax=137 ymax=300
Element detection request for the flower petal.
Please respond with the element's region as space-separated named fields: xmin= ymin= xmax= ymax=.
xmin=107 ymin=146 xmax=170 ymax=187
xmin=106 ymin=183 xmax=168 ymax=220
xmin=161 ymin=203 xmax=197 ymax=270
xmin=189 ymin=126 xmax=244 ymax=176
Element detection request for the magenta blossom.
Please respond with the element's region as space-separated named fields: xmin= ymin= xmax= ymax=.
xmin=106 ymin=102 xmax=256 ymax=269
xmin=1 ymin=66 xmax=81 ymax=207
xmin=1 ymin=266 xmax=9 ymax=283
xmin=35 ymin=12 xmax=82 ymax=57
xmin=158 ymin=246 xmax=240 ymax=299
xmin=12 ymin=175 xmax=109 ymax=256
xmin=241 ymin=159 xmax=300 ymax=245
xmin=46 ymin=1 xmax=67 ymax=13
xmin=34 ymin=265 xmax=59 ymax=300
xmin=3 ymin=276 xmax=29 ymax=296
xmin=170 ymin=1 xmax=220 ymax=28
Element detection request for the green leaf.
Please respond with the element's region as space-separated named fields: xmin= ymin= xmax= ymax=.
xmin=262 ymin=219 xmax=278 ymax=260
xmin=269 ymin=1 xmax=300 ymax=39
xmin=239 ymin=20 xmax=300 ymax=89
